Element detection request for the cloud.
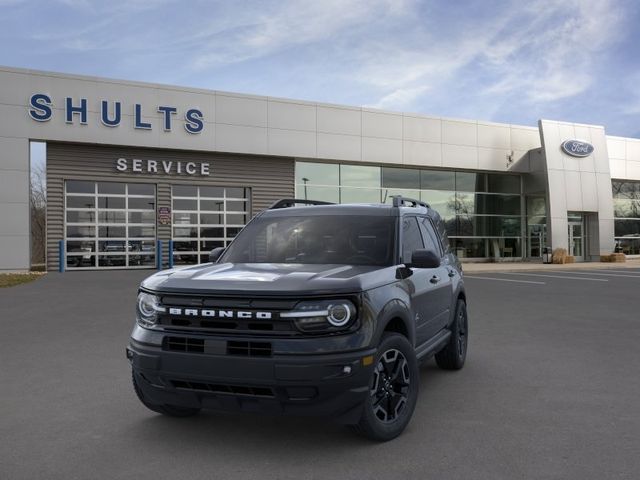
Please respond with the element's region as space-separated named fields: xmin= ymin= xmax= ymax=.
xmin=190 ymin=0 xmax=413 ymax=70
xmin=481 ymin=0 xmax=624 ymax=102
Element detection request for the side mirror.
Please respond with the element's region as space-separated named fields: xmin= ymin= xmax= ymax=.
xmin=209 ymin=247 xmax=225 ymax=263
xmin=409 ymin=249 xmax=441 ymax=269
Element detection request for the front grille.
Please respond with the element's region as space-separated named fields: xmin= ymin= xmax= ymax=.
xmin=162 ymin=336 xmax=272 ymax=357
xmin=171 ymin=380 xmax=275 ymax=398
xmin=227 ymin=341 xmax=272 ymax=357
xmin=157 ymin=295 xmax=299 ymax=336
xmin=164 ymin=336 xmax=204 ymax=353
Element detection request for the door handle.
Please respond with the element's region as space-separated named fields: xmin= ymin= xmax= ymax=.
xmin=430 ymin=275 xmax=440 ymax=284
xmin=448 ymin=269 xmax=456 ymax=278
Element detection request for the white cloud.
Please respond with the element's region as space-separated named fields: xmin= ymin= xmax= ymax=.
xmin=190 ymin=0 xmax=412 ymax=70
xmin=482 ymin=0 xmax=624 ymax=103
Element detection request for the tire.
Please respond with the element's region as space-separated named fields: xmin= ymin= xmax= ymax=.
xmin=131 ymin=370 xmax=201 ymax=418
xmin=353 ymin=333 xmax=419 ymax=442
xmin=435 ymin=298 xmax=468 ymax=370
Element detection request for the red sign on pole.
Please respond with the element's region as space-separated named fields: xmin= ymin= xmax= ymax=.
xmin=158 ymin=206 xmax=171 ymax=225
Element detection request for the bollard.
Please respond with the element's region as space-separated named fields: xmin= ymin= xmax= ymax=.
xmin=168 ymin=240 xmax=174 ymax=269
xmin=156 ymin=240 xmax=163 ymax=270
xmin=58 ymin=240 xmax=65 ymax=273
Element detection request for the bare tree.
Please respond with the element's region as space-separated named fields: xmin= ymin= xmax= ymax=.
xmin=30 ymin=163 xmax=46 ymax=268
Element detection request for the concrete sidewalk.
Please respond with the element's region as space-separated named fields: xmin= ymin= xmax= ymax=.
xmin=461 ymin=258 xmax=640 ymax=273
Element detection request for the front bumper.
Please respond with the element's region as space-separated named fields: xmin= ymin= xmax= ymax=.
xmin=127 ymin=334 xmax=376 ymax=424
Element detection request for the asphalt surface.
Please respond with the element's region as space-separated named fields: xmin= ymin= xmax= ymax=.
xmin=1 ymin=267 xmax=639 ymax=479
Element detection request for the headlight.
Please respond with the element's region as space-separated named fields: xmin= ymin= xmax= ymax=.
xmin=281 ymin=299 xmax=357 ymax=333
xmin=136 ymin=292 xmax=164 ymax=327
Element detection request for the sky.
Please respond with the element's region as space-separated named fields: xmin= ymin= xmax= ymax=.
xmin=2 ymin=0 xmax=640 ymax=138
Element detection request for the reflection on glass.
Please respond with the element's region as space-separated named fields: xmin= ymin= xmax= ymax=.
xmin=614 ymin=199 xmax=640 ymax=218
xmin=127 ymin=184 xmax=155 ymax=196
xmin=487 ymin=174 xmax=520 ymax=194
xmin=612 ymin=180 xmax=640 ymax=200
xmin=67 ymin=211 xmax=95 ymax=223
xmin=420 ymin=190 xmax=455 ymax=218
xmin=128 ymin=198 xmax=155 ymax=210
xmin=340 ymin=187 xmax=381 ymax=204
xmin=456 ymin=172 xmax=486 ymax=192
xmin=527 ymin=196 xmax=546 ymax=216
xmin=614 ymin=219 xmax=640 ymax=237
xmin=100 ymin=211 xmax=126 ymax=223
xmin=383 ymin=188 xmax=420 ymax=203
xmin=296 ymin=162 xmax=339 ymax=185
xmin=293 ymin=161 xmax=528 ymax=259
xmin=98 ymin=182 xmax=126 ymax=195
xmin=421 ymin=170 xmax=454 ymax=191
xmin=98 ymin=197 xmax=126 ymax=209
xmin=172 ymin=185 xmax=198 ymax=197
xmin=340 ymin=165 xmax=381 ymax=188
xmin=66 ymin=181 xmax=95 ymax=194
xmin=173 ymin=199 xmax=197 ymax=211
xmin=67 ymin=196 xmax=95 ymax=209
xmin=382 ymin=167 xmax=420 ymax=189
xmin=616 ymin=236 xmax=640 ymax=254
xmin=296 ymin=185 xmax=339 ymax=203
xmin=198 ymin=186 xmax=224 ymax=198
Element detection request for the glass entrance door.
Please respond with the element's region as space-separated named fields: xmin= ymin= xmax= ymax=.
xmin=567 ymin=213 xmax=584 ymax=261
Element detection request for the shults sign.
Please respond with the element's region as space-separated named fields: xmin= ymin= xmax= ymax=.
xmin=28 ymin=94 xmax=204 ymax=134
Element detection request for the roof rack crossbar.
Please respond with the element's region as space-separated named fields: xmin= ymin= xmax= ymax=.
xmin=269 ymin=198 xmax=335 ymax=209
xmin=391 ymin=195 xmax=430 ymax=209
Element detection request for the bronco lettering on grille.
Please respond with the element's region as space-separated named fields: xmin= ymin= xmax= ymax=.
xmin=167 ymin=307 xmax=272 ymax=319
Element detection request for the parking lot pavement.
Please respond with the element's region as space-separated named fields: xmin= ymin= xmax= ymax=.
xmin=2 ymin=269 xmax=640 ymax=480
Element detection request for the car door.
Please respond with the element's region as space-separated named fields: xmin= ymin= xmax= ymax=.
xmin=418 ymin=216 xmax=453 ymax=335
xmin=400 ymin=216 xmax=443 ymax=346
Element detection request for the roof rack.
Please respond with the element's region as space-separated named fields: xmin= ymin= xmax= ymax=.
xmin=269 ymin=198 xmax=335 ymax=209
xmin=391 ymin=195 xmax=430 ymax=209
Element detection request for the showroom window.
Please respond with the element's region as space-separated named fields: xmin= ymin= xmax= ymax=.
xmin=612 ymin=180 xmax=640 ymax=255
xmin=171 ymin=186 xmax=249 ymax=264
xmin=65 ymin=180 xmax=156 ymax=269
xmin=296 ymin=162 xmax=524 ymax=259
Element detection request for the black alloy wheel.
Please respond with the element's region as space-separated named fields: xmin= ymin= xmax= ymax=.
xmin=353 ymin=333 xmax=419 ymax=441
xmin=435 ymin=298 xmax=468 ymax=370
xmin=371 ymin=349 xmax=410 ymax=423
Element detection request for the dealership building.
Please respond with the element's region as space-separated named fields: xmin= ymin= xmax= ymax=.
xmin=1 ymin=65 xmax=640 ymax=272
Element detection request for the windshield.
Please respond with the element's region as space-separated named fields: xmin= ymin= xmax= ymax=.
xmin=220 ymin=215 xmax=396 ymax=266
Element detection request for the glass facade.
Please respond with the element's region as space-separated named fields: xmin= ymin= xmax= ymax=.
xmin=171 ymin=186 xmax=249 ymax=264
xmin=296 ymin=162 xmax=525 ymax=259
xmin=612 ymin=180 xmax=640 ymax=255
xmin=65 ymin=180 xmax=156 ymax=269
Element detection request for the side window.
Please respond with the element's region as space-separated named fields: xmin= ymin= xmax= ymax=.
xmin=402 ymin=217 xmax=424 ymax=264
xmin=419 ymin=217 xmax=443 ymax=257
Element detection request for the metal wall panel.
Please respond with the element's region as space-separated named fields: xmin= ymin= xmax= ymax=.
xmin=46 ymin=142 xmax=294 ymax=270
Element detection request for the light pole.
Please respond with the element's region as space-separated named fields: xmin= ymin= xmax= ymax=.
xmin=302 ymin=177 xmax=309 ymax=200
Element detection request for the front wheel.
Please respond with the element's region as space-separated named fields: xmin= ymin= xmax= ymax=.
xmin=435 ymin=298 xmax=468 ymax=370
xmin=132 ymin=370 xmax=201 ymax=417
xmin=353 ymin=333 xmax=419 ymax=441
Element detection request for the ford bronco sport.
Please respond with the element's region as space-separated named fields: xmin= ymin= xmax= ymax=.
xmin=127 ymin=196 xmax=468 ymax=441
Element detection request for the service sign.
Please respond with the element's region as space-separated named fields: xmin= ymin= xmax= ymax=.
xmin=561 ymin=139 xmax=594 ymax=157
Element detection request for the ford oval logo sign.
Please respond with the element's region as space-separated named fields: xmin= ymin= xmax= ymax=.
xmin=561 ymin=139 xmax=594 ymax=157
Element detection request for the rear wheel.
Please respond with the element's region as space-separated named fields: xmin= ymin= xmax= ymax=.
xmin=435 ymin=298 xmax=468 ymax=370
xmin=132 ymin=370 xmax=201 ymax=417
xmin=353 ymin=333 xmax=419 ymax=441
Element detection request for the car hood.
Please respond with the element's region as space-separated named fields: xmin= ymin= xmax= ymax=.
xmin=141 ymin=262 xmax=397 ymax=295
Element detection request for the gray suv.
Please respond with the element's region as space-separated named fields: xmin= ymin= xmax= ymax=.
xmin=127 ymin=196 xmax=468 ymax=441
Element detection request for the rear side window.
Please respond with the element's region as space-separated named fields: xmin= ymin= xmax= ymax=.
xmin=402 ymin=217 xmax=424 ymax=264
xmin=419 ymin=217 xmax=443 ymax=256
